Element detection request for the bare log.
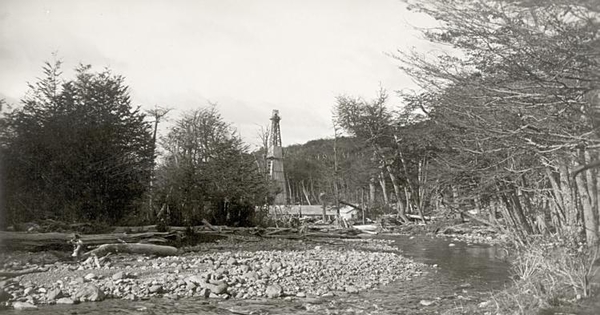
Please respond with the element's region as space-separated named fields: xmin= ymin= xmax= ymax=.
xmin=0 ymin=266 xmax=48 ymax=278
xmin=202 ymin=219 xmax=221 ymax=232
xmin=84 ymin=243 xmax=178 ymax=257
xmin=0 ymin=231 xmax=180 ymax=250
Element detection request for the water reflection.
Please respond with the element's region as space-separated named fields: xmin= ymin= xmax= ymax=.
xmin=384 ymin=235 xmax=511 ymax=290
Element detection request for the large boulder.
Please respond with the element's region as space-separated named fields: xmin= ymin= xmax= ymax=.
xmin=266 ymin=284 xmax=283 ymax=298
xmin=13 ymin=301 xmax=37 ymax=309
xmin=73 ymin=284 xmax=105 ymax=302
xmin=47 ymin=288 xmax=64 ymax=301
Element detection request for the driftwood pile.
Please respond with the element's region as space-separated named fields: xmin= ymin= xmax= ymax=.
xmin=0 ymin=221 xmax=369 ymax=257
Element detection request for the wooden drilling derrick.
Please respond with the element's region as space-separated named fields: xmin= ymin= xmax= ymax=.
xmin=267 ymin=110 xmax=288 ymax=205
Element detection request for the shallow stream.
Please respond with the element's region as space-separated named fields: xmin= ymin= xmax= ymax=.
xmin=4 ymin=235 xmax=512 ymax=314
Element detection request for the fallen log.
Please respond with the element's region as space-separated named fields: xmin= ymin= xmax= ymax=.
xmin=0 ymin=266 xmax=49 ymax=278
xmin=201 ymin=219 xmax=220 ymax=232
xmin=84 ymin=243 xmax=178 ymax=257
xmin=0 ymin=231 xmax=181 ymax=250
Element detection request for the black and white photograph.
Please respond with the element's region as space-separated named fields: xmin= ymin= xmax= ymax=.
xmin=0 ymin=0 xmax=599 ymax=314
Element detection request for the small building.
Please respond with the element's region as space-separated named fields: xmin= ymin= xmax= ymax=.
xmin=339 ymin=206 xmax=359 ymax=220
xmin=270 ymin=205 xmax=337 ymax=221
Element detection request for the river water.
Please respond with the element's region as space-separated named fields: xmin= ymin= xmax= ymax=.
xmin=5 ymin=235 xmax=512 ymax=314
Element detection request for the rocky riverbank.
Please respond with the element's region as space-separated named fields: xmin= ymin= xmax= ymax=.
xmin=0 ymin=237 xmax=429 ymax=310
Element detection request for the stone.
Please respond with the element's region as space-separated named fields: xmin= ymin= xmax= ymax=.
xmin=23 ymin=287 xmax=35 ymax=295
xmin=0 ymin=288 xmax=12 ymax=302
xmin=112 ymin=271 xmax=126 ymax=280
xmin=186 ymin=283 xmax=197 ymax=291
xmin=56 ymin=297 xmax=76 ymax=305
xmin=73 ymin=277 xmax=85 ymax=284
xmin=227 ymin=258 xmax=237 ymax=265
xmin=73 ymin=284 xmax=106 ymax=302
xmin=84 ymin=273 xmax=97 ymax=281
xmin=296 ymin=292 xmax=306 ymax=298
xmin=206 ymin=282 xmax=228 ymax=295
xmin=344 ymin=285 xmax=359 ymax=294
xmin=243 ymin=271 xmax=258 ymax=280
xmin=13 ymin=301 xmax=37 ymax=309
xmin=149 ymin=285 xmax=163 ymax=294
xmin=185 ymin=275 xmax=204 ymax=285
xmin=419 ymin=300 xmax=435 ymax=306
xmin=47 ymin=288 xmax=64 ymax=300
xmin=123 ymin=293 xmax=138 ymax=301
xmin=197 ymin=288 xmax=210 ymax=298
xmin=266 ymin=284 xmax=283 ymax=298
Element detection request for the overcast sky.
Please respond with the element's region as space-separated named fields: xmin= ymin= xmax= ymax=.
xmin=0 ymin=0 xmax=438 ymax=148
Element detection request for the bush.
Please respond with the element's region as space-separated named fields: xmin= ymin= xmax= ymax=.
xmin=490 ymin=235 xmax=599 ymax=314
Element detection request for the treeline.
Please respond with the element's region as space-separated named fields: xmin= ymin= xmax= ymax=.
xmin=390 ymin=0 xmax=600 ymax=246
xmin=279 ymin=0 xmax=600 ymax=250
xmin=0 ymin=61 xmax=272 ymax=228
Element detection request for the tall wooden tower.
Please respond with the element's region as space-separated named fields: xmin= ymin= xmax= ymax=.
xmin=267 ymin=110 xmax=287 ymax=205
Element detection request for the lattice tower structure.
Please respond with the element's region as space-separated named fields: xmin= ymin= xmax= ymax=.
xmin=267 ymin=109 xmax=287 ymax=205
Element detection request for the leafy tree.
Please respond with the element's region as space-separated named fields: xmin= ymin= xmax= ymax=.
xmin=0 ymin=60 xmax=153 ymax=225
xmin=155 ymin=105 xmax=270 ymax=226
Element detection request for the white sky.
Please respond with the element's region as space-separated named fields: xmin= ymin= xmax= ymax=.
xmin=0 ymin=0 xmax=439 ymax=148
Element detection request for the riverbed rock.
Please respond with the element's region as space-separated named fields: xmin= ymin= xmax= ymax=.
xmin=420 ymin=300 xmax=435 ymax=306
xmin=345 ymin=285 xmax=359 ymax=294
xmin=73 ymin=284 xmax=105 ymax=302
xmin=266 ymin=284 xmax=283 ymax=298
xmin=46 ymin=288 xmax=63 ymax=300
xmin=149 ymin=285 xmax=163 ymax=294
xmin=112 ymin=271 xmax=126 ymax=280
xmin=56 ymin=297 xmax=76 ymax=305
xmin=0 ymin=288 xmax=13 ymax=302
xmin=204 ymin=281 xmax=228 ymax=295
xmin=13 ymin=301 xmax=36 ymax=309
xmin=84 ymin=273 xmax=97 ymax=281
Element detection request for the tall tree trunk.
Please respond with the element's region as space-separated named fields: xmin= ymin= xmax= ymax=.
xmin=387 ymin=169 xmax=409 ymax=223
xmin=584 ymin=151 xmax=598 ymax=224
xmin=575 ymin=149 xmax=599 ymax=246
xmin=559 ymin=161 xmax=577 ymax=228
xmin=301 ymin=181 xmax=311 ymax=205
xmin=379 ymin=171 xmax=389 ymax=205
xmin=545 ymin=167 xmax=566 ymax=228
xmin=369 ymin=177 xmax=376 ymax=207
xmin=509 ymin=187 xmax=534 ymax=235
